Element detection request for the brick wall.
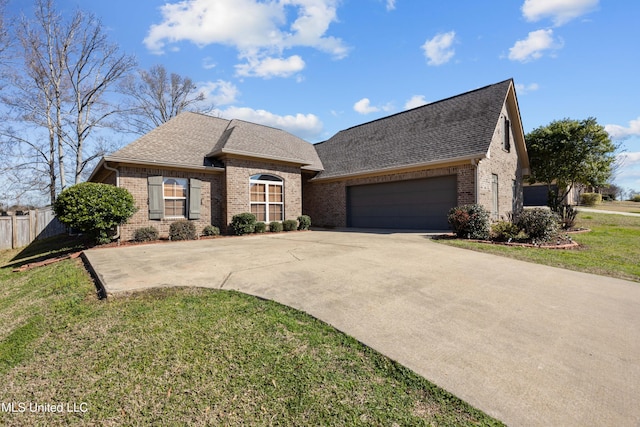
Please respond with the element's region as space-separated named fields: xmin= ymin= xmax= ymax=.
xmin=114 ymin=166 xmax=224 ymax=240
xmin=477 ymin=104 xmax=524 ymax=220
xmin=303 ymin=164 xmax=476 ymax=228
xmin=223 ymin=157 xmax=302 ymax=229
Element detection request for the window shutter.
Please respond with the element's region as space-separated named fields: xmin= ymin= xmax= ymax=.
xmin=148 ymin=176 xmax=164 ymax=220
xmin=189 ymin=178 xmax=201 ymax=220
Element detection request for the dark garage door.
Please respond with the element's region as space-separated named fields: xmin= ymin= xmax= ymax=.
xmin=347 ymin=175 xmax=457 ymax=230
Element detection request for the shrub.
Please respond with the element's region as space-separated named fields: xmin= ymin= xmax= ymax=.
xmin=490 ymin=221 xmax=522 ymax=242
xmin=53 ymin=182 xmax=137 ymax=244
xmin=282 ymin=219 xmax=298 ymax=231
xmin=169 ymin=220 xmax=197 ymax=241
xmin=447 ymin=204 xmax=490 ymax=240
xmin=297 ymin=215 xmax=311 ymax=230
xmin=269 ymin=221 xmax=283 ymax=232
xmin=202 ymin=225 xmax=220 ymax=236
xmin=557 ymin=204 xmax=578 ymax=230
xmin=133 ymin=226 xmax=159 ymax=242
xmin=630 ymin=195 xmax=640 ymax=202
xmin=580 ymin=192 xmax=602 ymax=206
xmin=515 ymin=208 xmax=559 ymax=241
xmin=231 ymin=212 xmax=256 ymax=235
xmin=254 ymin=222 xmax=266 ymax=233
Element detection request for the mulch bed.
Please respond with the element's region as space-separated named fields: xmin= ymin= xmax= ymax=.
xmin=436 ymin=228 xmax=590 ymax=249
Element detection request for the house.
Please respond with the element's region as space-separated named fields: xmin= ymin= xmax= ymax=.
xmin=89 ymin=79 xmax=529 ymax=239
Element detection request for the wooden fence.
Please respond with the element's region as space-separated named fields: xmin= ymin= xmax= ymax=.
xmin=0 ymin=208 xmax=66 ymax=250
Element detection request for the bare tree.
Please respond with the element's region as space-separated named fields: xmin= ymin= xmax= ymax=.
xmin=0 ymin=0 xmax=135 ymax=204
xmin=64 ymin=7 xmax=136 ymax=184
xmin=121 ymin=64 xmax=211 ymax=135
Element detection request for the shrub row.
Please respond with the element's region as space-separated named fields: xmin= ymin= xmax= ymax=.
xmin=448 ymin=204 xmax=561 ymax=243
xmin=231 ymin=213 xmax=312 ymax=235
xmin=133 ymin=223 xmax=220 ymax=242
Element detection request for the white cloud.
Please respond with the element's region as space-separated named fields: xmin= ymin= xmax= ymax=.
xmin=404 ymin=95 xmax=427 ymax=110
xmin=508 ymin=29 xmax=562 ymax=62
xmin=522 ymin=0 xmax=599 ymax=26
xmin=422 ymin=31 xmax=456 ymax=66
xmin=198 ymin=80 xmax=239 ymax=106
xmin=353 ymin=98 xmax=393 ymax=115
xmin=144 ymin=0 xmax=348 ymax=78
xmin=217 ymin=106 xmax=323 ymax=139
xmin=235 ymin=54 xmax=305 ymax=78
xmin=354 ymin=98 xmax=379 ymax=114
xmin=515 ymin=82 xmax=540 ymax=94
xmin=386 ymin=0 xmax=396 ymax=11
xmin=605 ymin=117 xmax=640 ymax=140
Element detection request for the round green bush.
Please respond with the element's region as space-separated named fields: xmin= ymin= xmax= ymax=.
xmin=53 ymin=182 xmax=136 ymax=244
xmin=202 ymin=225 xmax=220 ymax=236
xmin=231 ymin=212 xmax=256 ymax=235
xmin=282 ymin=219 xmax=298 ymax=231
xmin=254 ymin=222 xmax=267 ymax=233
xmin=269 ymin=221 xmax=283 ymax=232
xmin=490 ymin=221 xmax=522 ymax=242
xmin=515 ymin=208 xmax=559 ymax=241
xmin=297 ymin=215 xmax=311 ymax=230
xmin=447 ymin=204 xmax=490 ymax=240
xmin=169 ymin=220 xmax=197 ymax=241
xmin=133 ymin=226 xmax=159 ymax=242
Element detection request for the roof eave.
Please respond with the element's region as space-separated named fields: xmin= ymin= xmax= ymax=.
xmin=89 ymin=156 xmax=225 ymax=180
xmin=310 ymin=153 xmax=487 ymax=182
xmin=211 ymin=148 xmax=313 ymax=166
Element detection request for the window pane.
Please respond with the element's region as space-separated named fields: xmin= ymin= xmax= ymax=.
xmin=164 ymin=178 xmax=187 ymax=198
xmin=269 ymin=204 xmax=283 ymax=221
xmin=250 ymin=183 xmax=266 ymax=202
xmin=269 ymin=185 xmax=283 ymax=202
xmin=165 ymin=199 xmax=186 ymax=217
xmin=251 ymin=204 xmax=266 ymax=222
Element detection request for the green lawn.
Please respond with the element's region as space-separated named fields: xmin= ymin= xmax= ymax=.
xmin=0 ymin=236 xmax=502 ymax=426
xmin=436 ymin=212 xmax=640 ymax=282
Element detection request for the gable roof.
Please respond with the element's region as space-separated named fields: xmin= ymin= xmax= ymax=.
xmin=98 ymin=112 xmax=323 ymax=173
xmin=312 ymin=79 xmax=517 ymax=180
xmin=207 ymin=119 xmax=323 ymax=171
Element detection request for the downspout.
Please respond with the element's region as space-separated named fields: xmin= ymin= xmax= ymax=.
xmin=102 ymin=162 xmax=121 ymax=243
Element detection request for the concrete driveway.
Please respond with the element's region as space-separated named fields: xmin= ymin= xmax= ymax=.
xmin=83 ymin=230 xmax=640 ymax=427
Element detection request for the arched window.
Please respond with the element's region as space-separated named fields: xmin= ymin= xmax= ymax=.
xmin=250 ymin=174 xmax=283 ymax=222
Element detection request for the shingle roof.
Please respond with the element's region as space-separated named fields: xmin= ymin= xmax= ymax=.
xmin=313 ymin=79 xmax=513 ymax=180
xmin=207 ymin=119 xmax=324 ymax=171
xmin=106 ymin=112 xmax=323 ymax=171
xmin=109 ymin=112 xmax=230 ymax=167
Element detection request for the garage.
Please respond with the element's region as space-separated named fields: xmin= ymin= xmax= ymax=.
xmin=347 ymin=175 xmax=457 ymax=230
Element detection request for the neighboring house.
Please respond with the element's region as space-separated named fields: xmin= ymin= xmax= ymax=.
xmin=89 ymin=79 xmax=529 ymax=239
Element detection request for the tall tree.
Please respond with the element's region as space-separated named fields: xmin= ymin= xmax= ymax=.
xmin=526 ymin=117 xmax=617 ymax=210
xmin=121 ymin=64 xmax=210 ymax=135
xmin=0 ymin=0 xmax=135 ymax=205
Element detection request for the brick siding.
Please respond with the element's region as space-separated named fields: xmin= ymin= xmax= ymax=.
xmin=107 ymin=166 xmax=224 ymax=241
xmin=222 ymin=157 xmax=302 ymax=229
xmin=303 ymin=164 xmax=476 ymax=228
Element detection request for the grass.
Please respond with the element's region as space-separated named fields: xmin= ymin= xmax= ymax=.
xmin=580 ymin=200 xmax=640 ymax=214
xmin=0 ymin=236 xmax=502 ymax=426
xmin=436 ymin=212 xmax=640 ymax=282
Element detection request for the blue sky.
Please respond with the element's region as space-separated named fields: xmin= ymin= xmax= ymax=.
xmin=7 ymin=0 xmax=640 ymax=192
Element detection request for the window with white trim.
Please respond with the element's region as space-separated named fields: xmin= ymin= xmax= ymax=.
xmin=250 ymin=174 xmax=283 ymax=222
xmin=163 ymin=178 xmax=188 ymax=218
